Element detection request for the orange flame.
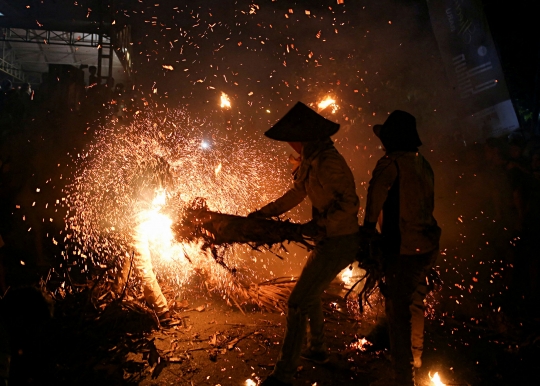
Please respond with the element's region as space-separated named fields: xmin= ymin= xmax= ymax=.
xmin=429 ymin=372 xmax=446 ymax=386
xmin=317 ymin=97 xmax=338 ymax=114
xmin=220 ymin=92 xmax=231 ymax=108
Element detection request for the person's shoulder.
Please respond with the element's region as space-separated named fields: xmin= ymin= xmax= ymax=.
xmin=316 ymin=147 xmax=347 ymax=167
xmin=391 ymin=151 xmax=428 ymax=162
xmin=318 ymin=145 xmax=341 ymax=158
xmin=414 ymin=152 xmax=435 ymax=173
xmin=376 ymin=153 xmax=398 ymax=164
xmin=414 ymin=151 xmax=433 ymax=164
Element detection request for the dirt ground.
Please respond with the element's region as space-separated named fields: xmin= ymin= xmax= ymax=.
xmin=137 ymin=299 xmax=376 ymax=386
xmin=4 ymin=265 xmax=540 ymax=386
xmin=84 ymin=291 xmax=395 ymax=386
xmin=17 ymin=287 xmax=459 ymax=386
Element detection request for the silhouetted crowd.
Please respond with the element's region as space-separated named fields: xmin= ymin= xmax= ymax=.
xmin=1 ymin=70 xmax=139 ymax=384
xmin=1 ymin=67 xmax=135 ymax=141
xmin=0 ymin=69 xmax=138 ymax=293
xmin=0 ymin=80 xmax=33 ymax=135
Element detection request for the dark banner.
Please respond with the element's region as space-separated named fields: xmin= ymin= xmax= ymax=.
xmin=427 ymin=0 xmax=519 ymax=141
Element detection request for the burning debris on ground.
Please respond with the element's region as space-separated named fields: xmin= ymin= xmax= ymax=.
xmin=1 ymin=1 xmax=540 ymax=385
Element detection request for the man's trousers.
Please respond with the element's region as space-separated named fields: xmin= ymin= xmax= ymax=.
xmin=271 ymin=233 xmax=359 ymax=383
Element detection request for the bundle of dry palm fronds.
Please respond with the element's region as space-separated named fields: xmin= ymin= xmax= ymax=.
xmin=173 ymin=198 xmax=312 ymax=250
xmin=246 ymin=277 xmax=296 ymax=313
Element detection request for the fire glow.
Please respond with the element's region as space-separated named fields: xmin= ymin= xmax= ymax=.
xmin=135 ymin=189 xmax=178 ymax=263
xmin=340 ymin=266 xmax=354 ymax=285
xmin=429 ymin=372 xmax=446 ymax=386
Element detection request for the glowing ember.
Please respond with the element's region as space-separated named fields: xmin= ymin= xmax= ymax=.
xmin=317 ymin=97 xmax=338 ymax=114
xmin=220 ymin=91 xmax=231 ymax=108
xmin=350 ymin=337 xmax=373 ymax=351
xmin=245 ymin=379 xmax=256 ymax=386
xmin=215 ymin=162 xmax=222 ymax=176
xmin=429 ymin=372 xmax=446 ymax=386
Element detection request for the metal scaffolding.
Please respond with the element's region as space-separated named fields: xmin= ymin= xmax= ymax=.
xmin=0 ymin=41 xmax=28 ymax=82
xmin=1 ymin=28 xmax=104 ymax=47
xmin=0 ymin=24 xmax=131 ymax=85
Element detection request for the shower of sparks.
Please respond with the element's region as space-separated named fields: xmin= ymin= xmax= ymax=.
xmin=317 ymin=96 xmax=338 ymax=114
xmin=220 ymin=92 xmax=231 ymax=109
xmin=429 ymin=372 xmax=446 ymax=386
xmin=63 ymin=107 xmax=289 ymax=297
xmin=346 ymin=288 xmax=385 ymax=325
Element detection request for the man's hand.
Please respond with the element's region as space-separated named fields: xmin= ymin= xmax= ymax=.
xmin=359 ymin=225 xmax=378 ymax=240
xmin=300 ymin=219 xmax=324 ymax=237
xmin=247 ymin=210 xmax=268 ymax=219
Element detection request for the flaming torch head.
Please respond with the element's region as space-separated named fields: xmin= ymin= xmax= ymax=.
xmin=220 ymin=92 xmax=231 ymax=109
xmin=317 ymin=96 xmax=338 ymax=114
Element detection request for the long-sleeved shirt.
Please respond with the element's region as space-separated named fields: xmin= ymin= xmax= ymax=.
xmin=365 ymin=151 xmax=440 ymax=255
xmin=258 ymin=143 xmax=359 ymax=237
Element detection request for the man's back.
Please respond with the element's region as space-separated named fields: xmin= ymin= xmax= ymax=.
xmin=367 ymin=151 xmax=440 ymax=255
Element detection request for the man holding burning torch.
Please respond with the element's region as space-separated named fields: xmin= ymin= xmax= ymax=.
xmin=250 ymin=102 xmax=360 ymax=386
xmin=365 ymin=110 xmax=441 ymax=386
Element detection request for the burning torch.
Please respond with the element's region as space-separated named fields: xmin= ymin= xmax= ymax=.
xmin=317 ymin=96 xmax=339 ymax=114
xmin=220 ymin=91 xmax=233 ymax=130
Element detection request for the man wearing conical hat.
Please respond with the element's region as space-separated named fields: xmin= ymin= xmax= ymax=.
xmin=366 ymin=110 xmax=441 ymax=386
xmin=252 ymin=102 xmax=360 ymax=386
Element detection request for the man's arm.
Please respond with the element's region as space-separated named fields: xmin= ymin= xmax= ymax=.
xmin=364 ymin=156 xmax=398 ymax=227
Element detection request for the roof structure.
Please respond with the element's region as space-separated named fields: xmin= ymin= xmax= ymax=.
xmin=0 ymin=0 xmax=131 ymax=85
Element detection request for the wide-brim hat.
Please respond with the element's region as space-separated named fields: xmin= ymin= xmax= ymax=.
xmin=373 ymin=110 xmax=422 ymax=151
xmin=264 ymin=102 xmax=340 ymax=142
